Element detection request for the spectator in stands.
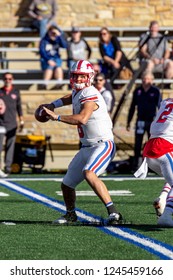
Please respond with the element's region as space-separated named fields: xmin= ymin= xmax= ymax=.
xmin=0 ymin=72 xmax=24 ymax=178
xmin=98 ymin=27 xmax=133 ymax=84
xmin=139 ymin=20 xmax=173 ymax=79
xmin=39 ymin=25 xmax=67 ymax=89
xmin=94 ymin=73 xmax=115 ymax=116
xmin=126 ymin=71 xmax=161 ymax=171
xmin=93 ymin=62 xmax=115 ymax=96
xmin=28 ymin=0 xmax=58 ymax=38
xmin=67 ymin=26 xmax=92 ymax=70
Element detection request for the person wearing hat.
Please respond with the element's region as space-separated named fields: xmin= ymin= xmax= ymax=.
xmin=28 ymin=0 xmax=58 ymax=38
xmin=67 ymin=26 xmax=92 ymax=71
xmin=39 ymin=25 xmax=68 ymax=89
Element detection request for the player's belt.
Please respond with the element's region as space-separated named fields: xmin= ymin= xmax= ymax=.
xmin=82 ymin=139 xmax=112 ymax=148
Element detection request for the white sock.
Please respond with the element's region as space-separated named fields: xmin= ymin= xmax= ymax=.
xmin=160 ymin=183 xmax=171 ymax=199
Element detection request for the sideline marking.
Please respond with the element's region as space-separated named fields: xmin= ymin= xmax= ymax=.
xmin=0 ymin=179 xmax=173 ymax=260
xmin=1 ymin=222 xmax=16 ymax=225
xmin=3 ymin=176 xmax=165 ymax=182
xmin=0 ymin=192 xmax=9 ymax=197
xmin=56 ymin=190 xmax=134 ymax=196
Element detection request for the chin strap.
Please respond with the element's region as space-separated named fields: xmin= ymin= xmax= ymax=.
xmin=74 ymin=83 xmax=86 ymax=89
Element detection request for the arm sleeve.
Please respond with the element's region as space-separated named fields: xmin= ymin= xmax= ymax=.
xmin=28 ymin=2 xmax=37 ymax=19
xmin=67 ymin=40 xmax=72 ymax=59
xmin=83 ymin=38 xmax=92 ymax=59
xmin=39 ymin=39 xmax=51 ymax=60
xmin=99 ymin=42 xmax=106 ymax=58
xmin=16 ymin=90 xmax=23 ymax=117
xmin=111 ymin=35 xmax=121 ymax=52
xmin=102 ymin=90 xmax=113 ymax=112
xmin=127 ymin=91 xmax=136 ymax=125
xmin=80 ymin=87 xmax=99 ymax=105
xmin=157 ymin=90 xmax=162 ymax=109
xmin=57 ymin=33 xmax=68 ymax=49
xmin=48 ymin=0 xmax=58 ymax=22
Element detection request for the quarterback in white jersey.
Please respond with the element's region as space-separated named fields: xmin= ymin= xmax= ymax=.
xmin=42 ymin=60 xmax=123 ymax=225
xmin=135 ymin=98 xmax=173 ymax=227
xmin=72 ymin=85 xmax=113 ymax=146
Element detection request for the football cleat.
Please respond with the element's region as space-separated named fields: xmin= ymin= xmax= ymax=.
xmin=106 ymin=212 xmax=123 ymax=225
xmin=153 ymin=197 xmax=166 ymax=218
xmin=52 ymin=211 xmax=77 ymax=224
xmin=157 ymin=209 xmax=173 ymax=227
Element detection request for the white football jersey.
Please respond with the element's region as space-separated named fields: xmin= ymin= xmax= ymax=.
xmin=150 ymin=98 xmax=173 ymax=143
xmin=72 ymin=85 xmax=114 ymax=145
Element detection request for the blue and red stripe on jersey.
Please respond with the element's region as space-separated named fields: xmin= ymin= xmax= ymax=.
xmin=80 ymin=95 xmax=98 ymax=104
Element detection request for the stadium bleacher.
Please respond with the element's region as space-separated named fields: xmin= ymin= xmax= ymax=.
xmin=0 ymin=25 xmax=172 ymax=167
xmin=0 ymin=26 xmax=173 ymax=88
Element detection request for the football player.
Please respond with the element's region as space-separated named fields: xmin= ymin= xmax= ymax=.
xmin=40 ymin=60 xmax=123 ymax=225
xmin=135 ymin=98 xmax=173 ymax=227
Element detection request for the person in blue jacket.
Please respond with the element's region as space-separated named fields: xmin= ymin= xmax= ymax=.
xmin=39 ymin=25 xmax=67 ymax=89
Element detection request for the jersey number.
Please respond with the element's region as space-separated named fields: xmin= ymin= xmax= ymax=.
xmin=77 ymin=125 xmax=84 ymax=138
xmin=156 ymin=103 xmax=173 ymax=123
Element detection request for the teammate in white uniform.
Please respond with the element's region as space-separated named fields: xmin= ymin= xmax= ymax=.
xmin=42 ymin=60 xmax=123 ymax=224
xmin=135 ymin=98 xmax=173 ymax=226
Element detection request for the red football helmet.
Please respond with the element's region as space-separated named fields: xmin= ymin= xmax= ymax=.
xmin=70 ymin=60 xmax=95 ymax=90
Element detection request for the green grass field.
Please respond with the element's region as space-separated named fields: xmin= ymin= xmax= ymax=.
xmin=0 ymin=174 xmax=173 ymax=260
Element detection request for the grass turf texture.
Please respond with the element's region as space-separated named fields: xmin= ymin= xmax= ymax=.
xmin=0 ymin=176 xmax=173 ymax=260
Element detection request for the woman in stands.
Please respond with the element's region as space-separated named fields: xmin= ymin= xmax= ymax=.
xmin=98 ymin=27 xmax=133 ymax=84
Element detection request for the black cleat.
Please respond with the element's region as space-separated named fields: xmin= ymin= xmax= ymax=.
xmin=106 ymin=212 xmax=123 ymax=225
xmin=52 ymin=211 xmax=77 ymax=224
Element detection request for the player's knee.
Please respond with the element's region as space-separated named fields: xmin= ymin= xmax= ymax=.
xmin=83 ymin=169 xmax=94 ymax=181
xmin=61 ymin=182 xmax=73 ymax=192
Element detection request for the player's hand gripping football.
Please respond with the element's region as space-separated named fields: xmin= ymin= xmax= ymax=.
xmin=43 ymin=106 xmax=58 ymax=121
xmin=34 ymin=103 xmax=55 ymax=122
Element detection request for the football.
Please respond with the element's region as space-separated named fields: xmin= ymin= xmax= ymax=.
xmin=34 ymin=106 xmax=50 ymax=123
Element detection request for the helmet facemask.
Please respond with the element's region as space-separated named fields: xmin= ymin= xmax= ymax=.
xmin=70 ymin=60 xmax=95 ymax=90
xmin=70 ymin=73 xmax=94 ymax=90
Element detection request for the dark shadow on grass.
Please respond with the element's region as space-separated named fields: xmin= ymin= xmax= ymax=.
xmin=0 ymin=219 xmax=169 ymax=231
xmin=50 ymin=222 xmax=163 ymax=232
xmin=116 ymin=223 xmax=163 ymax=231
xmin=0 ymin=220 xmax=52 ymax=225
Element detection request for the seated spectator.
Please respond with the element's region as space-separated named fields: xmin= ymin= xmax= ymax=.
xmin=139 ymin=20 xmax=173 ymax=79
xmin=28 ymin=0 xmax=58 ymax=38
xmin=94 ymin=73 xmax=115 ymax=116
xmin=67 ymin=26 xmax=92 ymax=70
xmin=98 ymin=27 xmax=133 ymax=84
xmin=39 ymin=25 xmax=67 ymax=89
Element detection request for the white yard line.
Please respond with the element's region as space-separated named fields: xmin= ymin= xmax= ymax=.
xmin=56 ymin=190 xmax=134 ymax=196
xmin=0 ymin=179 xmax=173 ymax=259
xmin=3 ymin=176 xmax=164 ymax=182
